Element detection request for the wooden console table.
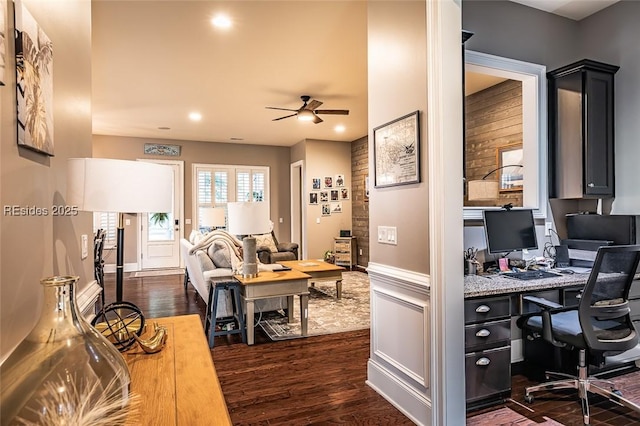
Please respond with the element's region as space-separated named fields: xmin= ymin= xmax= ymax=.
xmin=123 ymin=314 xmax=231 ymax=425
xmin=235 ymin=270 xmax=310 ymax=345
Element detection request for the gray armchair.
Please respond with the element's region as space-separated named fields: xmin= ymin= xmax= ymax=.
xmin=255 ymin=230 xmax=298 ymax=263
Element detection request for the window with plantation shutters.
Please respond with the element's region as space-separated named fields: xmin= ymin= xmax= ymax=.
xmin=93 ymin=212 xmax=117 ymax=247
xmin=193 ymin=164 xmax=269 ymax=232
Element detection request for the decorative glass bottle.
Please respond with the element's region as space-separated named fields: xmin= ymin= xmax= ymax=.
xmin=0 ymin=276 xmax=131 ymax=425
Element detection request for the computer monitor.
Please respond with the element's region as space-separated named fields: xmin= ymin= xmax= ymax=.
xmin=483 ymin=209 xmax=538 ymax=254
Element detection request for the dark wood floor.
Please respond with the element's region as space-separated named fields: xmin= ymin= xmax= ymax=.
xmin=106 ymin=273 xmax=640 ymax=425
xmin=104 ymin=273 xmax=412 ymax=424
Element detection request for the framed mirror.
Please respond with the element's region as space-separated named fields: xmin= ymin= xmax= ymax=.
xmin=463 ymin=50 xmax=547 ymax=220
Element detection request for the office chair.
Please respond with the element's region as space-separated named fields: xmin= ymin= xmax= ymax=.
xmin=518 ymin=245 xmax=640 ymax=425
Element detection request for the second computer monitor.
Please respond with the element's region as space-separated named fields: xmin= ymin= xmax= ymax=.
xmin=483 ymin=209 xmax=538 ymax=254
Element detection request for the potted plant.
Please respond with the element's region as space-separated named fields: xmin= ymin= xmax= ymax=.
xmin=150 ymin=213 xmax=169 ymax=228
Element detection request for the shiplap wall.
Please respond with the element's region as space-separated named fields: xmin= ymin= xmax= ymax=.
xmin=465 ymin=80 xmax=523 ymax=207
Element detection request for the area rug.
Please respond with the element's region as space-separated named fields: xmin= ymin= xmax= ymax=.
xmin=258 ymin=271 xmax=370 ymax=340
xmin=131 ymin=268 xmax=185 ymax=278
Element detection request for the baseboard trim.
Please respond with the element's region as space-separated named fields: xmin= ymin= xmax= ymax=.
xmin=367 ymin=359 xmax=430 ymax=426
xmin=77 ymin=280 xmax=101 ymax=322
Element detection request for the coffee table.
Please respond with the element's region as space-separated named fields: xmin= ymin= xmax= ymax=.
xmin=234 ymin=270 xmax=310 ymax=345
xmin=278 ymin=260 xmax=346 ymax=299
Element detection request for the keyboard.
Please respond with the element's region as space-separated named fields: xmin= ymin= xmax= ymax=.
xmin=501 ymin=270 xmax=561 ymax=281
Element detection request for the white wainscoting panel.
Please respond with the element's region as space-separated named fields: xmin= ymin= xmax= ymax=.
xmin=367 ymin=262 xmax=430 ymax=426
xmin=372 ymin=288 xmax=428 ymax=386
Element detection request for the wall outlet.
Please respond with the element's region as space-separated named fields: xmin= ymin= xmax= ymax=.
xmin=185 ymin=218 xmax=191 ymax=225
xmin=545 ymin=222 xmax=553 ymax=236
xmin=359 ymin=248 xmax=363 ymax=255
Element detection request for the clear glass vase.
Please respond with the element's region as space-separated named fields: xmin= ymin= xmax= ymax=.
xmin=0 ymin=276 xmax=131 ymax=425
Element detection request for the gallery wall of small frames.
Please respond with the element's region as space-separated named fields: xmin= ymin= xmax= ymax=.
xmin=309 ymin=174 xmax=349 ymax=216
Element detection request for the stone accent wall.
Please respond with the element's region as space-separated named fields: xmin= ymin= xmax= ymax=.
xmin=351 ymin=136 xmax=369 ymax=267
xmin=465 ymin=79 xmax=523 ymax=207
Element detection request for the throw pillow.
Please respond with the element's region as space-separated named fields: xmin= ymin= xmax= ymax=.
xmin=208 ymin=241 xmax=232 ymax=269
xmin=255 ymin=233 xmax=278 ymax=253
xmin=195 ymin=250 xmax=214 ymax=272
xmin=189 ymin=230 xmax=204 ymax=245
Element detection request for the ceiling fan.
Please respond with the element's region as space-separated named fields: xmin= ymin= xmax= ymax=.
xmin=266 ymin=95 xmax=349 ymax=124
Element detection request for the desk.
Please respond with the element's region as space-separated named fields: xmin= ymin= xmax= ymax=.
xmin=464 ymin=272 xmax=640 ymax=408
xmin=235 ymin=270 xmax=311 ymax=345
xmin=123 ymin=314 xmax=232 ymax=425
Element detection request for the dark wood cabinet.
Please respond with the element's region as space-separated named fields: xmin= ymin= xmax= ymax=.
xmin=548 ymin=59 xmax=619 ymax=199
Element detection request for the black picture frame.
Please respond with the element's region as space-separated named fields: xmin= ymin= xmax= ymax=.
xmin=373 ymin=110 xmax=420 ymax=188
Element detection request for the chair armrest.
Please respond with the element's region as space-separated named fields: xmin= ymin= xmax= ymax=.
xmin=277 ymin=242 xmax=298 ymax=252
xmin=256 ymin=245 xmax=271 ymax=253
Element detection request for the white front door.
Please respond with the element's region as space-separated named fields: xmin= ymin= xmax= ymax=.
xmin=140 ymin=160 xmax=183 ymax=269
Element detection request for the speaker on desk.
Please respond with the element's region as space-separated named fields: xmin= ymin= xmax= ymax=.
xmin=340 ymin=230 xmax=351 ymax=237
xmin=554 ymin=245 xmax=570 ymax=268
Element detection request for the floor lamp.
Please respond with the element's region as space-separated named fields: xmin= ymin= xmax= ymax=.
xmin=227 ymin=202 xmax=270 ymax=278
xmin=468 ymin=165 xmax=523 ymax=201
xmin=67 ymin=158 xmax=173 ymax=302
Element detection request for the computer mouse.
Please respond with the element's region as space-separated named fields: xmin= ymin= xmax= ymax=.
xmin=558 ymin=269 xmax=575 ymax=275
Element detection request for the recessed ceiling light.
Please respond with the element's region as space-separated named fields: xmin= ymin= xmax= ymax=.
xmin=230 ymin=137 xmax=244 ymax=141
xmin=334 ymin=125 xmax=346 ymax=133
xmin=189 ymin=112 xmax=202 ymax=122
xmin=211 ymin=14 xmax=232 ymax=29
xmin=157 ymin=126 xmax=171 ymax=130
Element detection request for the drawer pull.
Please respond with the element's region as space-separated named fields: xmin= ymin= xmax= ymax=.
xmin=475 ymin=329 xmax=491 ymax=338
xmin=475 ymin=305 xmax=490 ymax=313
xmin=588 ymin=182 xmax=595 ymax=188
xmin=476 ymin=357 xmax=491 ymax=366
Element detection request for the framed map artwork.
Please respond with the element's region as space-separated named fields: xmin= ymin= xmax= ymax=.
xmin=373 ymin=111 xmax=420 ymax=188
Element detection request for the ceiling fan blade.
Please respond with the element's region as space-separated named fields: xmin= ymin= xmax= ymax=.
xmin=312 ymin=114 xmax=323 ymax=124
xmin=272 ymin=113 xmax=297 ymax=121
xmin=314 ymin=109 xmax=350 ymax=115
xmin=266 ymin=106 xmax=299 ymax=112
xmin=305 ymin=100 xmax=323 ymax=110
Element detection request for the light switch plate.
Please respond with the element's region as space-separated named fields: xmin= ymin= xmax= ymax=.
xmin=81 ymin=234 xmax=88 ymax=260
xmin=377 ymin=226 xmax=397 ymax=245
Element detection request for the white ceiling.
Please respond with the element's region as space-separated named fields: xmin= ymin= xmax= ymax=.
xmin=91 ymin=1 xmax=617 ymax=148
xmin=509 ymin=0 xmax=619 ymax=21
xmin=91 ymin=1 xmax=368 ymax=147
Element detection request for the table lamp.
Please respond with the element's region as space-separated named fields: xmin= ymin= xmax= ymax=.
xmin=468 ymin=164 xmax=523 ymax=201
xmin=67 ymin=158 xmax=173 ymax=301
xmin=227 ymin=201 xmax=270 ymax=278
xmin=200 ymin=207 xmax=226 ymax=232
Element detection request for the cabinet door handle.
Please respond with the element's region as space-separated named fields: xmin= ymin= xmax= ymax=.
xmin=476 ymin=329 xmax=491 ymax=337
xmin=475 ymin=305 xmax=490 ymax=313
xmin=476 ymin=357 xmax=491 ymax=366
xmin=588 ymin=182 xmax=595 ymax=187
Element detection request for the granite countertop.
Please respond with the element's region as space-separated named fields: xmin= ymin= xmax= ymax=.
xmin=464 ymin=272 xmax=590 ymax=298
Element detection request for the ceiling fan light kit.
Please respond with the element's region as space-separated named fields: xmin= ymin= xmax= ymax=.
xmin=266 ymin=95 xmax=349 ymax=124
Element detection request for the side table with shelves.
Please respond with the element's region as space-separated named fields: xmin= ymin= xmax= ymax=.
xmin=334 ymin=236 xmax=357 ymax=269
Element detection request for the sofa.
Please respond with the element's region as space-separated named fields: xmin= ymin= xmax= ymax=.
xmin=181 ymin=230 xmax=285 ymax=319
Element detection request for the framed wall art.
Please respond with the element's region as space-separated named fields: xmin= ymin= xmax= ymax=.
xmin=15 ymin=0 xmax=54 ymax=156
xmin=373 ymin=110 xmax=420 ymax=188
xmin=1 ymin=0 xmax=6 ymax=86
xmin=497 ymin=144 xmax=523 ymax=191
xmin=144 ymin=143 xmax=181 ymax=156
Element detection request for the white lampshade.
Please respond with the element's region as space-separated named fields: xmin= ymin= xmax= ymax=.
xmin=67 ymin=158 xmax=173 ymax=213
xmin=227 ymin=202 xmax=270 ymax=235
xmin=200 ymin=207 xmax=226 ymax=227
xmin=468 ymin=180 xmax=499 ymax=201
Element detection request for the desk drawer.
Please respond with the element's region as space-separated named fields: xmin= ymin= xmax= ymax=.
xmin=465 ymin=346 xmax=511 ymax=403
xmin=465 ymin=319 xmax=511 ymax=351
xmin=334 ymin=243 xmax=351 ymax=252
xmin=465 ymin=296 xmax=510 ymax=324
